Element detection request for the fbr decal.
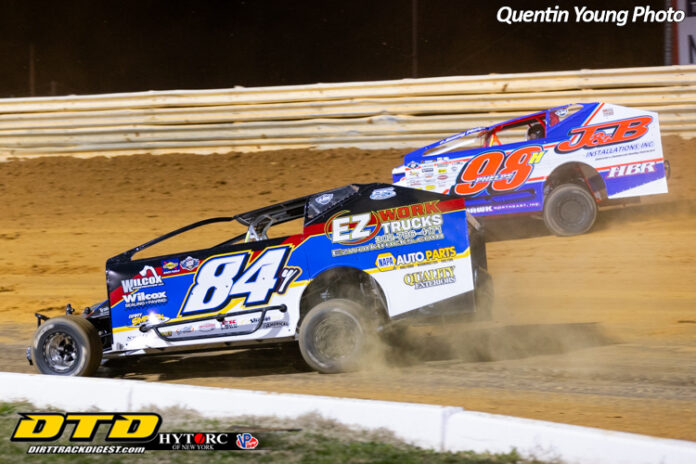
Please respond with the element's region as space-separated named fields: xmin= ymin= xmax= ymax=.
xmin=453 ymin=145 xmax=543 ymax=196
xmin=556 ymin=116 xmax=652 ymax=154
xmin=180 ymin=247 xmax=297 ymax=315
xmin=606 ymin=161 xmax=657 ymax=178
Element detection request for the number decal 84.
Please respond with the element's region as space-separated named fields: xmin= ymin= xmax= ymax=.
xmin=181 ymin=247 xmax=293 ymax=315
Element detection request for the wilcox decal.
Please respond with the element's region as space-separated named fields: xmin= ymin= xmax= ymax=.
xmin=121 ymin=265 xmax=163 ymax=293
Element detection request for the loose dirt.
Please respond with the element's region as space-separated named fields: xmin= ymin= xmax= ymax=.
xmin=1 ymin=138 xmax=694 ymax=440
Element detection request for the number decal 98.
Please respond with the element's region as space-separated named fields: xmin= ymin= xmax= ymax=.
xmin=453 ymin=145 xmax=541 ymax=196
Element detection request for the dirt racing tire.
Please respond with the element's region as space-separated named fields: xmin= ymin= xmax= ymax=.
xmin=543 ymin=183 xmax=597 ymax=236
xmin=31 ymin=315 xmax=102 ymax=376
xmin=298 ymin=299 xmax=375 ymax=374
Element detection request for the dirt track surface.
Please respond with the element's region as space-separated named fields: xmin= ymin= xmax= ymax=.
xmin=1 ymin=138 xmax=695 ymax=441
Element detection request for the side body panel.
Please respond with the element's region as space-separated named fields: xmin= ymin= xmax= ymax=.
xmin=393 ymin=103 xmax=668 ymax=217
xmin=306 ymin=193 xmax=473 ymax=318
xmin=106 ymin=185 xmax=476 ymax=353
xmin=107 ymin=236 xmax=309 ymax=352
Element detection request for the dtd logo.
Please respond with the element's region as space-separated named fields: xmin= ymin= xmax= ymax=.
xmin=11 ymin=413 xmax=162 ymax=442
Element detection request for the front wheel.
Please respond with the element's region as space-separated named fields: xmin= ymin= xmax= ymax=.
xmin=31 ymin=316 xmax=102 ymax=376
xmin=298 ymin=299 xmax=374 ymax=374
xmin=543 ymin=184 xmax=597 ymax=236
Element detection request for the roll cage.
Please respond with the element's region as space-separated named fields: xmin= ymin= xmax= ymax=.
xmin=110 ymin=184 xmax=361 ymax=263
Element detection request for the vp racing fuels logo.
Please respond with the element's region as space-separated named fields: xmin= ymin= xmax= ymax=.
xmin=180 ymin=246 xmax=300 ymax=315
xmin=236 ymin=433 xmax=259 ymax=449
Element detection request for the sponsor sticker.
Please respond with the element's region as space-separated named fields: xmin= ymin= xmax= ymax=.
xmin=180 ymin=256 xmax=200 ymax=272
xmin=370 ymin=187 xmax=396 ymax=200
xmin=606 ymin=161 xmax=657 ymax=178
xmin=121 ymin=265 xmax=164 ymax=293
xmin=375 ymin=253 xmax=395 ymax=271
xmin=161 ymin=259 xmax=180 ymax=275
xmin=403 ymin=266 xmax=456 ymax=290
xmin=375 ymin=247 xmax=457 ymax=271
xmin=123 ymin=290 xmax=168 ymax=309
xmin=315 ymin=193 xmax=333 ymax=205
xmin=130 ymin=313 xmax=169 ymax=326
xmin=330 ymin=201 xmax=446 ymax=257
xmin=175 ymin=325 xmax=194 ymax=335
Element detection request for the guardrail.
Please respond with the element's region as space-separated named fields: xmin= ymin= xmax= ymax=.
xmin=0 ymin=65 xmax=695 ymax=157
xmin=2 ymin=372 xmax=695 ymax=463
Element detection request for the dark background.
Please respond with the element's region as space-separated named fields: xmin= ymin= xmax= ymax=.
xmin=0 ymin=0 xmax=667 ymax=97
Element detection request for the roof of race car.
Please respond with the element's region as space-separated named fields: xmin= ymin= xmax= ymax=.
xmin=402 ymin=102 xmax=596 ymax=164
xmin=115 ymin=183 xmax=439 ymax=261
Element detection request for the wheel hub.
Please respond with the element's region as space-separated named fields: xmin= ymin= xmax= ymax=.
xmin=313 ymin=312 xmax=361 ymax=360
xmin=43 ymin=332 xmax=78 ymax=373
xmin=559 ymin=198 xmax=584 ymax=224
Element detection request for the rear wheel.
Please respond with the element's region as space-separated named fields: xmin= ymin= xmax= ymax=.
xmin=543 ymin=183 xmax=597 ymax=236
xmin=31 ymin=316 xmax=102 ymax=376
xmin=298 ymin=299 xmax=375 ymax=373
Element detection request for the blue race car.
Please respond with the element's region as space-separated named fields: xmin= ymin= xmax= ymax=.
xmin=393 ymin=103 xmax=669 ymax=235
xmin=28 ymin=183 xmax=491 ymax=376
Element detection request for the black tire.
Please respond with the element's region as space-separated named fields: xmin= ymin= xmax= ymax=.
xmin=31 ymin=315 xmax=102 ymax=376
xmin=473 ymin=267 xmax=494 ymax=320
xmin=298 ymin=299 xmax=374 ymax=374
xmin=543 ymin=183 xmax=597 ymax=236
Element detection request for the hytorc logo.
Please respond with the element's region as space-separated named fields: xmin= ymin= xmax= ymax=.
xmin=327 ymin=201 xmax=443 ymax=245
xmin=11 ymin=413 xmax=162 ymax=442
xmin=556 ymin=116 xmax=652 ymax=154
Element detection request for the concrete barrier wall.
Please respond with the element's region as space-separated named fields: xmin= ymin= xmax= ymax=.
xmin=0 ymin=65 xmax=694 ymax=158
xmin=1 ymin=372 xmax=695 ymax=463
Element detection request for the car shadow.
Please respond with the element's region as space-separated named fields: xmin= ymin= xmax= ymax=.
xmin=384 ymin=321 xmax=615 ymax=367
xmin=482 ymin=198 xmax=696 ymax=242
xmin=592 ymin=198 xmax=696 ymax=232
xmin=96 ymin=344 xmax=314 ymax=381
xmin=96 ymin=322 xmax=614 ymax=381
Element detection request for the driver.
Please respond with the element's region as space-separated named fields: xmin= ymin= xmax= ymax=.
xmin=527 ymin=124 xmax=544 ymax=140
